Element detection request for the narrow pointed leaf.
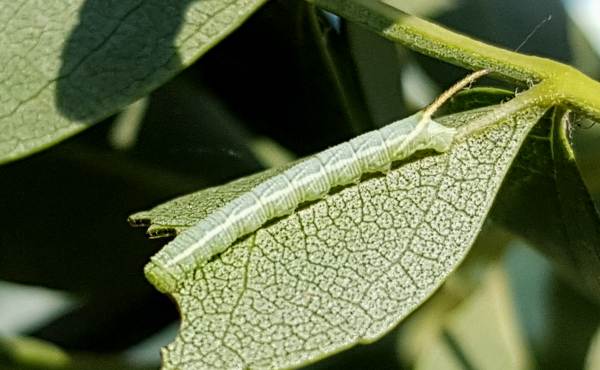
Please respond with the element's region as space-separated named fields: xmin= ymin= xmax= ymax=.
xmin=490 ymin=107 xmax=600 ymax=302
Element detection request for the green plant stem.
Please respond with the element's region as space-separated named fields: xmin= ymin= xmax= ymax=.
xmin=305 ymin=0 xmax=600 ymax=122
xmin=456 ymin=85 xmax=550 ymax=139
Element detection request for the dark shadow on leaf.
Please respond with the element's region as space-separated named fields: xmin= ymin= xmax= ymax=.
xmin=55 ymin=0 xmax=196 ymax=122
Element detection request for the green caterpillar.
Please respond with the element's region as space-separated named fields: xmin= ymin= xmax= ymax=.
xmin=145 ymin=69 xmax=491 ymax=293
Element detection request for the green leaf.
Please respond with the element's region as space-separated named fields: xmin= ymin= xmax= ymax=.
xmin=490 ymin=107 xmax=600 ymax=301
xmin=0 ymin=335 xmax=159 ymax=370
xmin=130 ymin=105 xmax=547 ymax=369
xmin=0 ymin=0 xmax=268 ymax=165
xmin=0 ymin=336 xmax=70 ymax=369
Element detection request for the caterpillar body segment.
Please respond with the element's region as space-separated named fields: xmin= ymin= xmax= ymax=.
xmin=145 ymin=70 xmax=491 ymax=293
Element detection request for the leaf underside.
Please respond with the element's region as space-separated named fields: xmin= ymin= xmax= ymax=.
xmin=131 ymin=106 xmax=547 ymax=370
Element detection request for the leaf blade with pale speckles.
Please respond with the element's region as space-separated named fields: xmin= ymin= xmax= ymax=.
xmin=130 ymin=105 xmax=547 ymax=370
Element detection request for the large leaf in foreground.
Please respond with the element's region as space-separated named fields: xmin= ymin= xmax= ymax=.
xmin=0 ymin=0 xmax=267 ymax=164
xmin=130 ymin=106 xmax=546 ymax=369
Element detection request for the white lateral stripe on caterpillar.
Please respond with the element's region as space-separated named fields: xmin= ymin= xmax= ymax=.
xmin=145 ymin=69 xmax=492 ymax=293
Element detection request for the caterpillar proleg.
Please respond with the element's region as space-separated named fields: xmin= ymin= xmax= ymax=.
xmin=145 ymin=69 xmax=492 ymax=293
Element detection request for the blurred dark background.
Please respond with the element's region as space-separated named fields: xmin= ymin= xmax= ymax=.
xmin=2 ymin=0 xmax=600 ymax=369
